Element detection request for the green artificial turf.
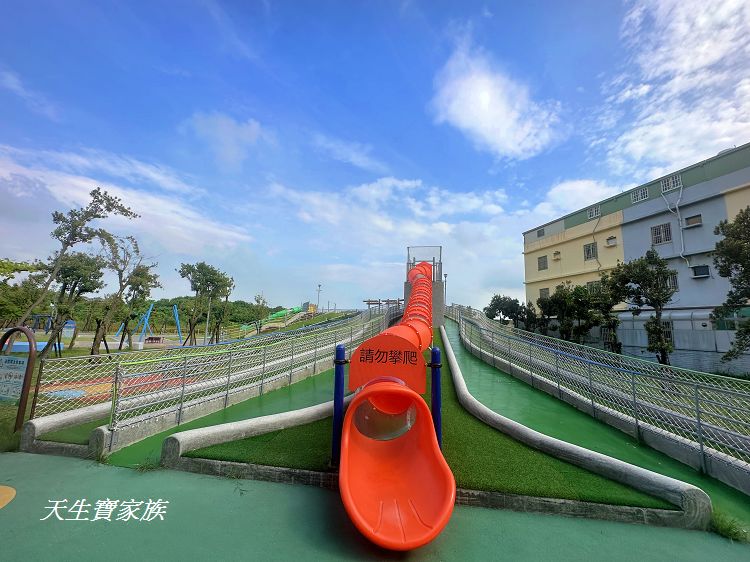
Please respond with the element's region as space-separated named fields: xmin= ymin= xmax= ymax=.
xmin=38 ymin=417 xmax=108 ymax=445
xmin=188 ymin=331 xmax=672 ymax=510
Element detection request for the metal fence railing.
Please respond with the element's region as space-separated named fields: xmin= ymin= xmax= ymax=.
xmin=33 ymin=307 xmax=402 ymax=430
xmin=446 ymin=305 xmax=750 ymax=481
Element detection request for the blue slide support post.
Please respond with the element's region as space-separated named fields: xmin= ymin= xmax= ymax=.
xmin=138 ymin=303 xmax=155 ymax=343
xmin=173 ymin=304 xmax=183 ymax=344
xmin=332 ymin=344 xmax=347 ymax=467
xmin=430 ymin=346 xmax=443 ymax=448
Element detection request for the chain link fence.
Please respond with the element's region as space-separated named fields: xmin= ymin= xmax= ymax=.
xmin=33 ymin=307 xmax=401 ymax=428
xmin=446 ymin=305 xmax=750 ymax=483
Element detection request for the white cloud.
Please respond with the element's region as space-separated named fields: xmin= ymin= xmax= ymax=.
xmin=600 ymin=0 xmax=750 ymax=177
xmin=261 ymin=176 xmax=543 ymax=308
xmin=532 ymin=180 xmax=621 ymax=219
xmin=312 ymin=134 xmax=388 ymax=174
xmin=0 ymin=153 xmax=251 ymax=258
xmin=0 ymin=145 xmax=200 ymax=196
xmin=431 ymin=39 xmax=561 ymax=160
xmin=183 ymin=111 xmax=268 ymax=169
xmin=0 ymin=68 xmax=59 ymax=121
xmin=203 ymin=0 xmax=257 ymax=61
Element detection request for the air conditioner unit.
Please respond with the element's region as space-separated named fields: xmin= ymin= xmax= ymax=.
xmin=552 ymin=251 xmax=561 ymax=260
xmin=605 ymin=236 xmax=617 ymax=247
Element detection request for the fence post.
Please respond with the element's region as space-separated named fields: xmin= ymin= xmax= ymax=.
xmin=528 ymin=340 xmax=534 ymax=388
xmin=588 ymin=362 xmax=595 ymax=416
xmin=479 ymin=326 xmax=483 ymax=360
xmin=631 ymin=371 xmax=640 ymax=441
xmin=695 ymin=385 xmax=707 ymax=473
xmin=177 ymin=356 xmax=187 ymax=424
xmin=555 ymin=351 xmax=561 ymax=399
xmin=223 ymin=351 xmax=233 ymax=408
xmin=508 ymin=337 xmax=512 ymax=376
xmin=313 ymin=333 xmax=318 ymax=374
xmin=430 ymin=347 xmax=443 ymax=448
xmin=260 ymin=345 xmax=267 ymax=394
xmin=331 ymin=344 xmax=346 ymax=467
xmin=490 ymin=331 xmax=496 ymax=368
xmin=289 ymin=339 xmax=295 ymax=384
xmin=109 ymin=364 xmax=121 ymax=430
xmin=29 ymin=358 xmax=45 ymax=420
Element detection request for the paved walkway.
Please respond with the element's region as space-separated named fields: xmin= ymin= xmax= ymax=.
xmin=1 ymin=453 xmax=748 ymax=561
xmin=444 ymin=320 xmax=750 ymax=531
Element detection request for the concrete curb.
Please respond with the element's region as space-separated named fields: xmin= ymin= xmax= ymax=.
xmin=161 ymin=395 xmax=353 ymax=467
xmin=20 ymin=402 xmax=111 ymax=459
xmin=440 ymin=325 xmax=712 ymax=531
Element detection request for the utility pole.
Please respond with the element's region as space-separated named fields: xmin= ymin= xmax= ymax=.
xmin=204 ymin=295 xmax=212 ymax=345
xmin=316 ymin=284 xmax=322 ymax=315
xmin=444 ymin=273 xmax=447 ymax=306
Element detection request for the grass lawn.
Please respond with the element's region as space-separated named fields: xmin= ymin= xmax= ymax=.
xmin=188 ymin=330 xmax=672 ymax=510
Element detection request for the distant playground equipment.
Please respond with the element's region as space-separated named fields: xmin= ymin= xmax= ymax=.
xmin=114 ymin=303 xmax=155 ymax=350
xmin=335 ymin=260 xmax=455 ymax=551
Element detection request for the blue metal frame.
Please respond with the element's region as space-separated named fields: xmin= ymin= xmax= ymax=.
xmin=331 ymin=344 xmax=346 ymax=467
xmin=430 ymin=346 xmax=443 ymax=448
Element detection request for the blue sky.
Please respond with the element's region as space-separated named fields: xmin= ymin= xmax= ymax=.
xmin=1 ymin=0 xmax=749 ymax=309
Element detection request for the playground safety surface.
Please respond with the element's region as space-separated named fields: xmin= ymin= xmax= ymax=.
xmin=1 ymin=453 xmax=748 ymax=561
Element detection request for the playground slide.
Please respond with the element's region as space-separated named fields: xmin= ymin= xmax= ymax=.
xmin=339 ymin=380 xmax=455 ymax=551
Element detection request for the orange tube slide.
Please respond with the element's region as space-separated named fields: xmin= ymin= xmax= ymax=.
xmin=340 ymin=261 xmax=455 ymax=550
xmin=339 ymin=381 xmax=455 ymax=551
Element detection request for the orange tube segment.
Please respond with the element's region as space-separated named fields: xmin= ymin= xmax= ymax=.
xmin=339 ymin=381 xmax=455 ymax=551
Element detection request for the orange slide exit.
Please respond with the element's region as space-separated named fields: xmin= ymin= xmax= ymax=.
xmin=338 ymin=261 xmax=455 ymax=550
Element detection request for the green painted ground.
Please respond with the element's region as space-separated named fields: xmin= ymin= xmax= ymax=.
xmin=443 ymin=319 xmax=750 ymax=538
xmin=1 ymin=453 xmax=748 ymax=561
xmin=190 ymin=331 xmax=670 ymax=509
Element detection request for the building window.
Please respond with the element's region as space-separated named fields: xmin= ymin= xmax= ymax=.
xmin=587 ymin=206 xmax=601 ymax=220
xmin=586 ymin=280 xmax=601 ymax=293
xmin=630 ymin=186 xmax=649 ymax=203
xmin=539 ymin=288 xmax=550 ymax=299
xmin=650 ymin=223 xmax=672 ymax=245
xmin=684 ymin=214 xmax=703 ymax=228
xmin=584 ymin=242 xmax=598 ymax=261
xmin=537 ymin=228 xmax=545 ymax=237
xmin=648 ymin=321 xmax=674 ymax=347
xmin=691 ymin=265 xmax=710 ymax=278
xmin=538 ymin=255 xmax=548 ymax=271
xmin=665 ymin=272 xmax=679 ymax=291
xmin=660 ymin=174 xmax=683 ymax=193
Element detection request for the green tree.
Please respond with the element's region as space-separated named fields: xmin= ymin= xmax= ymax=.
xmin=4 ymin=188 xmax=137 ymax=354
xmin=610 ymin=250 xmax=677 ymax=365
xmin=591 ymin=272 xmax=628 ymax=354
xmin=178 ymin=262 xmax=233 ymax=345
xmin=549 ymin=282 xmax=576 ymax=341
xmin=484 ymin=295 xmax=522 ymax=327
xmin=713 ymin=206 xmax=750 ymax=361
xmin=0 ymin=258 xmax=42 ymax=283
xmin=117 ymin=263 xmax=161 ymax=350
xmin=39 ymin=252 xmax=106 ymax=360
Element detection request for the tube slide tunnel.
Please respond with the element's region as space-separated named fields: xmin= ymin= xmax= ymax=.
xmin=339 ymin=262 xmax=455 ymax=550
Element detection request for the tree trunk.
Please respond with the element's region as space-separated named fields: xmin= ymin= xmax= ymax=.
xmin=38 ymin=316 xmax=68 ymax=362
xmin=69 ymin=326 xmax=79 ymax=349
xmin=91 ymin=318 xmax=105 ymax=355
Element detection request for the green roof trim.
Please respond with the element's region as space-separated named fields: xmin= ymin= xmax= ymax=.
xmin=525 ymin=142 xmax=750 ymax=235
